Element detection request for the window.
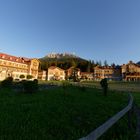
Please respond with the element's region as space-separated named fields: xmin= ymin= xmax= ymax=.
xmin=3 ymin=61 xmax=6 ymax=65
xmin=9 ymin=62 xmax=11 ymax=65
xmin=2 ymin=55 xmax=5 ymax=58
xmin=49 ymin=71 xmax=53 ymax=75
xmin=55 ymin=72 xmax=59 ymax=76
xmin=60 ymin=72 xmax=63 ymax=75
xmin=2 ymin=68 xmax=6 ymax=71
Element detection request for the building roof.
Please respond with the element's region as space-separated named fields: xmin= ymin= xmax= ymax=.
xmin=48 ymin=66 xmax=65 ymax=71
xmin=0 ymin=53 xmax=31 ymax=64
xmin=122 ymin=61 xmax=140 ymax=68
xmin=128 ymin=61 xmax=140 ymax=67
xmin=67 ymin=66 xmax=80 ymax=71
xmin=95 ymin=65 xmax=121 ymax=70
xmin=94 ymin=65 xmax=114 ymax=69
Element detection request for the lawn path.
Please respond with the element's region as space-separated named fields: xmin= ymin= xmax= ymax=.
xmin=135 ymin=106 xmax=140 ymax=140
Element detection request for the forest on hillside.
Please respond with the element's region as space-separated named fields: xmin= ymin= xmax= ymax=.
xmin=39 ymin=57 xmax=113 ymax=72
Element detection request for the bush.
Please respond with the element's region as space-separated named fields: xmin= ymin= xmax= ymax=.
xmin=19 ymin=74 xmax=25 ymax=79
xmin=33 ymin=79 xmax=38 ymax=84
xmin=1 ymin=77 xmax=13 ymax=88
xmin=27 ymin=75 xmax=33 ymax=80
xmin=22 ymin=80 xmax=38 ymax=93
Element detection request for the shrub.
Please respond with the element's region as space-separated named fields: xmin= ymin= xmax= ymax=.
xmin=1 ymin=77 xmax=13 ymax=88
xmin=19 ymin=74 xmax=25 ymax=79
xmin=33 ymin=79 xmax=38 ymax=84
xmin=22 ymin=80 xmax=38 ymax=93
xmin=26 ymin=75 xmax=33 ymax=80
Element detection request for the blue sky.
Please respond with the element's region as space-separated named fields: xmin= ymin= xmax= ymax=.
xmin=0 ymin=0 xmax=140 ymax=65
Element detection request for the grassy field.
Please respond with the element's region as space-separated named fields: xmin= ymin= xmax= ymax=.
xmin=0 ymin=85 xmax=130 ymax=140
xmin=41 ymin=80 xmax=140 ymax=92
xmin=132 ymin=92 xmax=140 ymax=107
xmin=80 ymin=80 xmax=140 ymax=92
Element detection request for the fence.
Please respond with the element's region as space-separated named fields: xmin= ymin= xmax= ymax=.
xmin=79 ymin=93 xmax=133 ymax=140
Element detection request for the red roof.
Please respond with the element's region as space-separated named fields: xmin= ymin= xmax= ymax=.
xmin=0 ymin=53 xmax=31 ymax=64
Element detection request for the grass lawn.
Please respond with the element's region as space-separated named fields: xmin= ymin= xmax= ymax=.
xmin=133 ymin=92 xmax=140 ymax=106
xmin=0 ymin=86 xmax=130 ymax=140
xmin=80 ymin=81 xmax=140 ymax=92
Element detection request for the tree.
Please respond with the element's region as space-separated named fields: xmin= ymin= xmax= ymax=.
xmin=111 ymin=63 xmax=116 ymax=68
xmin=92 ymin=60 xmax=95 ymax=65
xmin=20 ymin=74 xmax=25 ymax=79
xmin=104 ymin=60 xmax=108 ymax=66
xmin=27 ymin=75 xmax=33 ymax=80
xmin=86 ymin=60 xmax=91 ymax=72
xmin=96 ymin=60 xmax=102 ymax=66
xmin=72 ymin=70 xmax=77 ymax=82
xmin=71 ymin=59 xmax=77 ymax=68
xmin=99 ymin=60 xmax=102 ymax=66
xmin=1 ymin=77 xmax=13 ymax=88
xmin=45 ymin=62 xmax=49 ymax=70
xmin=91 ymin=60 xmax=96 ymax=71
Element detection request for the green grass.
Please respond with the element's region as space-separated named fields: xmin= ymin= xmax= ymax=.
xmin=79 ymin=81 xmax=138 ymax=140
xmin=99 ymin=113 xmax=136 ymax=140
xmin=0 ymin=86 xmax=129 ymax=140
xmin=133 ymin=92 xmax=140 ymax=107
xmin=80 ymin=80 xmax=140 ymax=92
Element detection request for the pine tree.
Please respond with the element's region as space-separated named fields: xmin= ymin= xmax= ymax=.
xmin=104 ymin=60 xmax=108 ymax=66
xmin=87 ymin=60 xmax=92 ymax=72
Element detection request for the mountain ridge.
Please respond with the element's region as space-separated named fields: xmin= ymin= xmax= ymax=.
xmin=39 ymin=53 xmax=91 ymax=72
xmin=45 ymin=52 xmax=79 ymax=59
xmin=40 ymin=52 xmax=88 ymax=62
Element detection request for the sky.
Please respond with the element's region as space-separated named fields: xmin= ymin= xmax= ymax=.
xmin=0 ymin=0 xmax=140 ymax=65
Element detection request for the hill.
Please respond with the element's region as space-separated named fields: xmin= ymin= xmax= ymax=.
xmin=45 ymin=53 xmax=79 ymax=59
xmin=39 ymin=53 xmax=93 ymax=72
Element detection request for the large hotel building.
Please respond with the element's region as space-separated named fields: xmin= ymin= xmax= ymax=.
xmin=0 ymin=53 xmax=40 ymax=81
xmin=122 ymin=61 xmax=140 ymax=81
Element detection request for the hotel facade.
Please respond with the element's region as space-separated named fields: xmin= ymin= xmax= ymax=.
xmin=0 ymin=53 xmax=40 ymax=81
xmin=94 ymin=65 xmax=122 ymax=81
xmin=122 ymin=61 xmax=140 ymax=81
xmin=47 ymin=66 xmax=65 ymax=81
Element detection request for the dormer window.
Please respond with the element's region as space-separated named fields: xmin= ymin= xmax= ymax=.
xmin=2 ymin=55 xmax=5 ymax=58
